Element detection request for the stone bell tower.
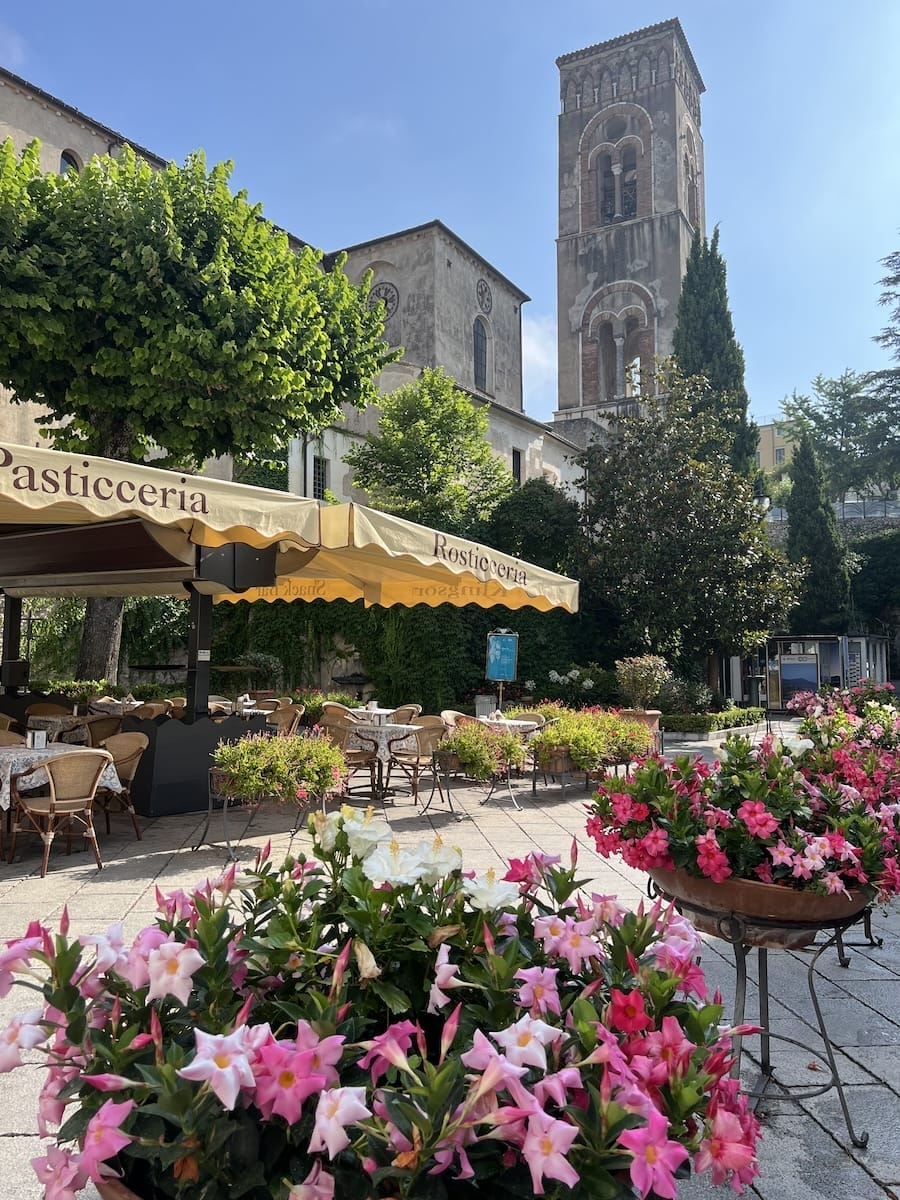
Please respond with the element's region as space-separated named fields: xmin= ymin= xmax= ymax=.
xmin=553 ymin=18 xmax=706 ymax=444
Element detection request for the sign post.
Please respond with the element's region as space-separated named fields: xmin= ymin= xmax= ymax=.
xmin=485 ymin=629 xmax=518 ymax=711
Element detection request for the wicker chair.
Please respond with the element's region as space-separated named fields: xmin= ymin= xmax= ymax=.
xmin=0 ymin=730 xmax=26 ymax=746
xmin=95 ymin=732 xmax=149 ymax=839
xmin=0 ymin=712 xmax=22 ymax=734
xmin=322 ymin=702 xmax=362 ymax=723
xmin=321 ymin=717 xmax=378 ymax=797
xmin=389 ymin=704 xmax=423 ymax=724
xmin=25 ymin=701 xmax=74 ymax=717
xmin=385 ymin=716 xmax=447 ymax=804
xmin=87 ymin=716 xmax=123 ymax=747
xmin=128 ymin=702 xmax=168 ymax=720
xmin=7 ymin=749 xmax=113 ymax=876
xmin=266 ymin=705 xmax=304 ymax=737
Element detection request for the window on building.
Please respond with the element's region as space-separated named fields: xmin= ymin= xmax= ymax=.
xmin=511 ymin=448 xmax=522 ymax=484
xmin=60 ymin=150 xmax=80 ymax=174
xmin=621 ymin=146 xmax=637 ymax=218
xmin=599 ymin=153 xmax=615 ymax=225
xmin=312 ymin=455 xmax=329 ymax=500
xmin=473 ymin=317 xmax=487 ymax=392
xmin=774 ymin=447 xmax=785 ymax=466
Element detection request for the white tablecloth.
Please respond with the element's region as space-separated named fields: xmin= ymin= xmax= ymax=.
xmin=27 ymin=714 xmax=107 ymax=744
xmin=347 ymin=721 xmax=419 ymax=763
xmin=478 ymin=717 xmax=540 ymax=735
xmin=351 ymin=707 xmax=396 ymax=725
xmin=0 ymin=745 xmax=123 ymax=811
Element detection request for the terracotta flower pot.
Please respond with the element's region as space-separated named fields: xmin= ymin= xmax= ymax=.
xmin=539 ymin=747 xmax=580 ymax=776
xmin=648 ymin=866 xmax=869 ymax=949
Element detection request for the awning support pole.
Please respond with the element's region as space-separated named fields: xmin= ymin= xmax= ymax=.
xmin=185 ymin=586 xmax=212 ymax=720
xmin=1 ymin=595 xmax=22 ymax=695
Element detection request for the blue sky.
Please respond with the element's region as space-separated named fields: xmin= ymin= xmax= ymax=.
xmin=2 ymin=2 xmax=899 ymax=426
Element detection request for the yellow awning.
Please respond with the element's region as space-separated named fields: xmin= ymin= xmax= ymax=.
xmin=0 ymin=442 xmax=579 ymax=613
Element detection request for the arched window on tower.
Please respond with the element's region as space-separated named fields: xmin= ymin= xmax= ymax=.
xmin=599 ymin=154 xmax=615 ymax=226
xmin=597 ymin=322 xmax=617 ymax=403
xmin=621 ymin=146 xmax=637 ymax=219
xmin=473 ymin=317 xmax=488 ymax=392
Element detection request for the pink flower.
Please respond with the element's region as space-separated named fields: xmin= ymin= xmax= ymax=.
xmin=178 ymin=1028 xmax=256 ymax=1109
xmin=146 ymin=939 xmax=206 ymax=1006
xmin=695 ymin=1108 xmax=757 ymax=1185
xmin=287 ymin=1160 xmax=336 ymax=1200
xmin=490 ymin=1015 xmax=562 ymax=1070
xmin=768 ymin=841 xmax=795 ymax=867
xmin=308 ymin=1086 xmax=371 ymax=1158
xmin=618 ymin=1108 xmax=689 ymax=1199
xmin=608 ymin=988 xmax=653 ymax=1034
xmin=428 ymin=944 xmax=464 ymax=1012
xmin=514 ymin=965 xmax=561 ymax=1016
xmin=0 ymin=1007 xmax=48 ymax=1071
xmin=253 ymin=1041 xmax=328 ymax=1123
xmin=31 ymin=1145 xmax=88 ymax=1200
xmin=358 ymin=1020 xmax=418 ymax=1085
xmin=521 ymin=1110 xmax=579 ymax=1194
xmin=736 ymin=799 xmax=780 ymax=838
xmin=80 ymin=1098 xmax=136 ymax=1182
xmin=0 ymin=936 xmax=43 ymax=997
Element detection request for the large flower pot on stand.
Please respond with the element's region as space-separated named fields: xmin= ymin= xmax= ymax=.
xmin=648 ymin=866 xmax=871 ymax=1148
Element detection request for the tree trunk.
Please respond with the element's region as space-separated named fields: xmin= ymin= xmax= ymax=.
xmin=77 ymin=597 xmax=124 ymax=683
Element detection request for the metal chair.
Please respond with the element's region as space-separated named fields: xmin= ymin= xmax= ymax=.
xmin=95 ymin=732 xmax=149 ymax=840
xmin=7 ymin=749 xmax=113 ymax=876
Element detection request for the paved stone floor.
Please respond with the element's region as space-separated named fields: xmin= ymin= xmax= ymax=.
xmin=1 ymin=721 xmax=898 ymax=1199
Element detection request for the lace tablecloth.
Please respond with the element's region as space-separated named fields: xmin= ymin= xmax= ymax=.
xmin=477 ymin=717 xmax=540 ymax=735
xmin=0 ymin=744 xmax=123 ymax=811
xmin=347 ymin=721 xmax=419 ymax=763
xmin=27 ymin=714 xmax=103 ymax=744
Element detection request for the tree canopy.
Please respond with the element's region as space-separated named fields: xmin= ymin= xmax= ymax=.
xmin=672 ymin=227 xmax=757 ymax=474
xmin=785 ymin=432 xmax=851 ymax=633
xmin=344 ymin=366 xmax=515 ymax=536
xmin=0 ymin=139 xmax=395 ymax=467
xmin=779 ymin=371 xmax=899 ymax=503
xmin=576 ymin=375 xmax=799 ymax=666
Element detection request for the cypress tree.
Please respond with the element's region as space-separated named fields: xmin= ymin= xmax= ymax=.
xmin=785 ymin=432 xmax=851 ymax=632
xmin=672 ymin=228 xmax=757 ymax=474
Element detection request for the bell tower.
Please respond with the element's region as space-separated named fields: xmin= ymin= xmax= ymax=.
xmin=553 ymin=19 xmax=705 ymax=444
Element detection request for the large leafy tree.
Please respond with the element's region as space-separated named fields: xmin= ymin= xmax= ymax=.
xmin=672 ymin=227 xmax=757 ymax=475
xmin=779 ymin=371 xmax=898 ymax=503
xmin=785 ymin=432 xmax=851 ymax=633
xmin=577 ymin=375 xmax=799 ymax=669
xmin=344 ymin=366 xmax=514 ymax=535
xmin=0 ymin=139 xmax=394 ymax=676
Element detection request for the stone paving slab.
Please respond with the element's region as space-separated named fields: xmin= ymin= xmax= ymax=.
xmin=0 ymin=717 xmax=898 ymax=1197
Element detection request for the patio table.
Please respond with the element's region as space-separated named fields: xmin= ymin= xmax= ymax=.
xmin=350 ymin=706 xmax=396 ymax=725
xmin=477 ymin=717 xmax=540 ymax=735
xmin=0 ymin=743 xmax=123 ymax=811
xmin=347 ymin=720 xmax=418 ymax=802
xmin=27 ymin=713 xmax=106 ymax=744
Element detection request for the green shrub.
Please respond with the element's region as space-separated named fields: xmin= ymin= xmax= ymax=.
xmin=655 ymin=677 xmax=713 ymax=714
xmin=46 ymin=678 xmax=110 ymax=702
xmin=614 ymin=655 xmax=673 ymax=709
xmin=291 ymin=689 xmax=357 ymax=724
xmin=660 ymin=707 xmax=764 ymax=733
xmin=212 ymin=730 xmax=347 ymax=803
xmin=438 ymin=721 xmax=526 ymax=781
xmin=531 ymin=710 xmax=654 ymax=772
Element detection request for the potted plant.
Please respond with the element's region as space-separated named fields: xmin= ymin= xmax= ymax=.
xmin=587 ymin=715 xmax=900 ymax=943
xmin=1 ymin=811 xmax=761 ymax=1199
xmin=531 ymin=709 xmax=654 ymax=776
xmin=437 ymin=720 xmax=526 ymax=781
xmin=211 ymin=729 xmax=348 ymax=809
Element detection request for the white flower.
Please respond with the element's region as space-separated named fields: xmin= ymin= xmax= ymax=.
xmin=548 ymin=670 xmax=561 ymax=683
xmin=567 ymin=668 xmax=580 ymax=680
xmin=464 ymin=868 xmax=520 ymax=911
xmin=341 ymin=807 xmax=393 ymax=858
xmin=360 ymin=839 xmax=428 ymax=887
xmin=784 ymin=737 xmax=815 ymax=757
xmin=525 ymin=680 xmax=535 ymax=691
xmin=415 ymin=836 xmax=462 ymax=885
xmin=310 ymin=810 xmax=342 ymax=853
xmin=582 ymin=678 xmax=594 ymax=689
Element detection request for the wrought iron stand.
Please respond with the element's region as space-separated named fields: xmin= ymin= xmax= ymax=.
xmin=654 ymin=890 xmax=871 ymax=1148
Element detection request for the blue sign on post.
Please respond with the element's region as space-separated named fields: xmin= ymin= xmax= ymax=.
xmin=486 ymin=630 xmax=518 ymax=683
